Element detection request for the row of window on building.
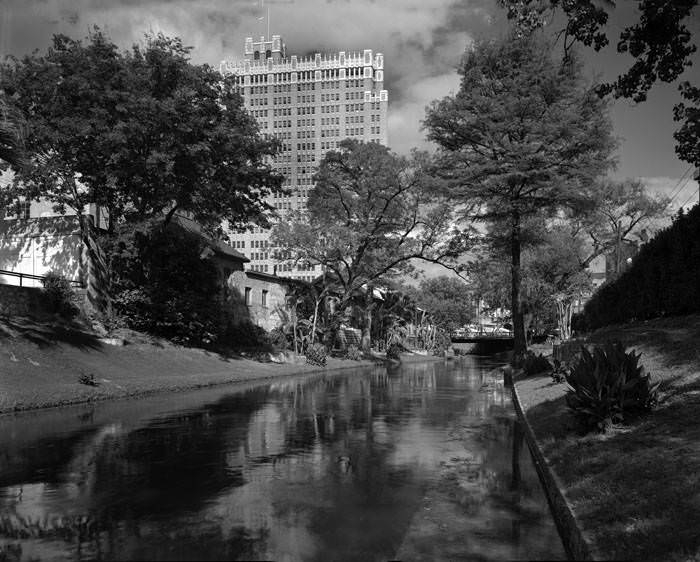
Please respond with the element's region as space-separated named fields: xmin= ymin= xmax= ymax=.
xmin=238 ymin=70 xmax=377 ymax=86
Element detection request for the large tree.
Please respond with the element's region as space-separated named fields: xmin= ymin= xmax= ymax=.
xmin=424 ymin=35 xmax=615 ymax=358
xmin=272 ymin=139 xmax=465 ymax=349
xmin=0 ymin=28 xmax=282 ymax=235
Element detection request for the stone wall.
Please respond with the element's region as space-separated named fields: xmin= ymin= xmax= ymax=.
xmin=0 ymin=285 xmax=46 ymax=316
xmin=225 ymin=271 xmax=293 ymax=332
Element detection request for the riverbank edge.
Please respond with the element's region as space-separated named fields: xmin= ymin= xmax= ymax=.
xmin=0 ymin=352 xmax=442 ymax=417
xmin=508 ymin=372 xmax=600 ymax=562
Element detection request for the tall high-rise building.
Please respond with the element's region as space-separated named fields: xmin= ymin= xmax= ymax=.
xmin=219 ymin=35 xmax=388 ymax=280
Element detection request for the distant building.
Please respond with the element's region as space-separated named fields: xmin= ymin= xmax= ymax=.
xmin=219 ymin=34 xmax=389 ymax=281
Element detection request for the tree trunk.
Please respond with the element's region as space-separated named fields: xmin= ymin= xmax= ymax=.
xmin=361 ymin=289 xmax=373 ymax=351
xmin=511 ymin=212 xmax=527 ymax=361
xmin=311 ymin=298 xmax=321 ymax=345
xmin=78 ymin=213 xmax=111 ymax=318
xmin=556 ymin=299 xmax=573 ymax=341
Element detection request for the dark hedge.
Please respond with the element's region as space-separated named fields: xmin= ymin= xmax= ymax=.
xmin=582 ymin=204 xmax=700 ymax=329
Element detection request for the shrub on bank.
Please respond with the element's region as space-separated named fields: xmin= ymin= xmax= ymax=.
xmin=386 ymin=341 xmax=403 ymax=361
xmin=565 ymin=341 xmax=659 ymax=433
xmin=306 ymin=342 xmax=327 ymax=366
xmin=522 ymin=351 xmax=552 ymax=377
xmin=41 ymin=272 xmax=78 ymax=318
xmin=345 ymin=344 xmax=362 ymax=361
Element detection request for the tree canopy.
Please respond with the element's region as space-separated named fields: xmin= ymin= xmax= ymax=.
xmin=424 ymin=34 xmax=616 ymax=356
xmin=499 ymin=0 xmax=699 ymax=168
xmin=407 ymin=276 xmax=475 ymax=332
xmin=0 ymin=28 xmax=282 ymax=234
xmin=499 ymin=0 xmax=698 ymax=103
xmin=272 ymin=139 xmax=465 ymax=308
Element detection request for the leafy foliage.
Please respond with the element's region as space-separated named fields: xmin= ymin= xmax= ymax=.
xmin=583 ymin=204 xmax=700 ymax=328
xmin=272 ymin=140 xmax=465 ymax=315
xmin=386 ymin=341 xmax=404 ymax=361
xmin=41 ymin=272 xmax=78 ymax=317
xmin=0 ymin=92 xmax=25 ymax=171
xmin=431 ymin=329 xmax=452 ymax=356
xmin=268 ymin=326 xmax=289 ymax=351
xmin=104 ymin=220 xmax=221 ymax=346
xmin=305 ymin=342 xmax=328 ymax=367
xmin=499 ymin=0 xmax=698 ymax=104
xmin=0 ymin=28 xmax=282 ymax=234
xmin=565 ymin=342 xmax=659 ymax=432
xmin=551 ymin=359 xmax=569 ymax=384
xmin=345 ymin=344 xmax=363 ymax=361
xmin=408 ymin=276 xmax=474 ymax=332
xmin=78 ymin=372 xmax=98 ymax=387
xmin=674 ymin=81 xmax=700 ymax=168
xmin=424 ymin=34 xmax=615 ymax=356
xmin=223 ymin=321 xmax=271 ymax=350
xmin=522 ymin=352 xmax=553 ymax=377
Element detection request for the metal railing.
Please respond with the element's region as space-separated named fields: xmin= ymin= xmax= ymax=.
xmin=0 ymin=269 xmax=83 ymax=288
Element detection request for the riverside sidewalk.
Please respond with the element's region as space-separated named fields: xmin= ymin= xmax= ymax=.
xmin=0 ymin=316 xmax=385 ymax=415
xmin=512 ymin=314 xmax=700 ymax=561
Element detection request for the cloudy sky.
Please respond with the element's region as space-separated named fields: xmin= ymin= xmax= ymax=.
xmin=1 ymin=0 xmax=698 ymax=209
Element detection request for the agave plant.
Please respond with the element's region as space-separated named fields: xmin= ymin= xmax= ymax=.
xmin=565 ymin=341 xmax=660 ymax=432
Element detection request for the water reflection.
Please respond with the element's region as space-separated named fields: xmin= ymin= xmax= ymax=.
xmin=0 ymin=358 xmax=564 ymax=561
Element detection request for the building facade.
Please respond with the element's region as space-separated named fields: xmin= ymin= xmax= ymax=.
xmin=220 ymin=35 xmax=388 ymax=281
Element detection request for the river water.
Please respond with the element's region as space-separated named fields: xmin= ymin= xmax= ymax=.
xmin=0 ymin=357 xmax=565 ymax=561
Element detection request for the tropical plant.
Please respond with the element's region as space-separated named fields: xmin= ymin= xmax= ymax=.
xmin=386 ymin=341 xmax=404 ymax=361
xmin=565 ymin=341 xmax=660 ymax=432
xmin=345 ymin=344 xmax=363 ymax=361
xmin=551 ymin=359 xmax=569 ymax=384
xmin=268 ymin=326 xmax=289 ymax=351
xmin=305 ymin=342 xmax=328 ymax=367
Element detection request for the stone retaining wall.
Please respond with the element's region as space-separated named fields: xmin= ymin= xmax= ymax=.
xmin=510 ymin=377 xmax=600 ymax=561
xmin=0 ymin=284 xmax=45 ymax=316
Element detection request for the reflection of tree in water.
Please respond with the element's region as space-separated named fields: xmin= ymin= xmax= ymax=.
xmin=0 ymin=359 xmax=562 ymax=560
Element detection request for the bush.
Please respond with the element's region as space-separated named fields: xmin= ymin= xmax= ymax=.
xmin=268 ymin=327 xmax=289 ymax=351
xmin=522 ymin=351 xmax=552 ymax=377
xmin=224 ymin=321 xmax=270 ymax=350
xmin=551 ymin=359 xmax=568 ymax=384
xmin=105 ymin=220 xmax=223 ymax=347
xmin=305 ymin=342 xmax=327 ymax=366
xmin=41 ymin=272 xmax=77 ymax=317
xmin=565 ymin=341 xmax=659 ymax=432
xmin=345 ymin=344 xmax=362 ymax=361
xmin=386 ymin=341 xmax=403 ymax=361
xmin=431 ymin=329 xmax=452 ymax=356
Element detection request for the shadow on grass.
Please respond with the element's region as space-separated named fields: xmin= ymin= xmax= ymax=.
xmin=587 ymin=314 xmax=700 ymax=371
xmin=528 ymin=391 xmax=700 ymax=561
xmin=0 ymin=315 xmax=102 ymax=350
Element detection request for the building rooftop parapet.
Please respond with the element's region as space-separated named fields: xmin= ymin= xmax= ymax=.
xmin=220 ymin=37 xmax=384 ymax=77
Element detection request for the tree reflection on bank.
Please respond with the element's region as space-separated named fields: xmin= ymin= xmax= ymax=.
xmin=0 ymin=359 xmax=564 ymax=561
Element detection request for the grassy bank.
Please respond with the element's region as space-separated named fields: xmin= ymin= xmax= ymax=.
xmin=516 ymin=314 xmax=700 ymax=561
xmin=0 ymin=315 xmax=402 ymax=415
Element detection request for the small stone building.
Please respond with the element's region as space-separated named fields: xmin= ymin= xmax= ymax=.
xmin=225 ymin=270 xmax=299 ymax=332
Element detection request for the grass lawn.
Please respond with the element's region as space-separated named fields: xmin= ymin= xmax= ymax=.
xmin=516 ymin=314 xmax=700 ymax=562
xmin=0 ymin=314 xmax=382 ymax=415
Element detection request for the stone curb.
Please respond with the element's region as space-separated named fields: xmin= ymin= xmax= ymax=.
xmin=510 ymin=377 xmax=601 ymax=561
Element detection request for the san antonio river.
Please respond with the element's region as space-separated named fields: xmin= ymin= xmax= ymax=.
xmin=0 ymin=357 xmax=565 ymax=561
